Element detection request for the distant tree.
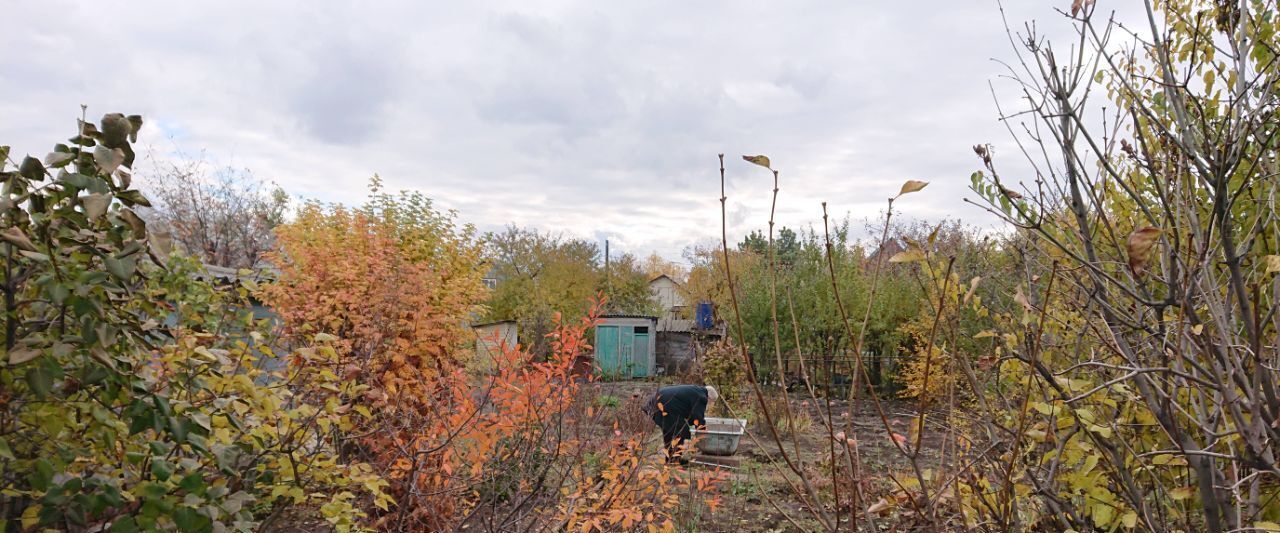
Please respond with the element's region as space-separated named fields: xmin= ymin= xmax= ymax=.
xmin=484 ymin=226 xmax=601 ymax=355
xmin=739 ymin=226 xmax=799 ymax=266
xmin=140 ymin=154 xmax=288 ymax=268
xmin=601 ymin=252 xmax=660 ymax=316
xmin=641 ymin=251 xmax=687 ymax=282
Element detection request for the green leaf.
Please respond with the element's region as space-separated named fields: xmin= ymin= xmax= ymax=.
xmin=0 ymin=437 xmax=14 ymax=460
xmin=108 ymin=516 xmax=139 ymax=533
xmin=150 ymin=459 xmax=173 ymax=481
xmin=172 ymin=507 xmax=210 ymax=532
xmin=178 ymin=472 xmax=205 ymax=494
xmin=104 ymin=256 xmax=137 ymax=281
xmin=29 ymin=458 xmax=54 ymax=491
xmin=19 ymin=156 xmax=45 ymax=181
xmin=26 ymin=363 xmax=56 ymax=397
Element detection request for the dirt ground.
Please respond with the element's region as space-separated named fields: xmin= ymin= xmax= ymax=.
xmin=592 ymin=380 xmax=949 ymax=532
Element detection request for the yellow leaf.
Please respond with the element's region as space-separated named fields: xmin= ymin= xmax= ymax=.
xmin=22 ymin=504 xmax=41 ymax=529
xmin=1256 ymin=522 xmax=1280 ymax=532
xmin=897 ymin=180 xmax=929 ymax=197
xmin=1191 ymin=324 xmax=1204 ymax=336
xmin=742 ymin=155 xmax=771 ymax=169
xmin=1265 ymin=255 xmax=1280 ymax=274
xmin=1121 ymin=511 xmax=1137 ymax=528
xmin=1169 ymin=486 xmax=1193 ymax=500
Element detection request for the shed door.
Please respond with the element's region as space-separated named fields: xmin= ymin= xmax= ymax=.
xmin=596 ymin=326 xmax=619 ymax=374
xmin=619 ymin=326 xmax=634 ymax=376
xmin=631 ymin=332 xmax=649 ymax=377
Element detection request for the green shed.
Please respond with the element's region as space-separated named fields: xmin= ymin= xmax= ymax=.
xmin=594 ymin=315 xmax=657 ymax=378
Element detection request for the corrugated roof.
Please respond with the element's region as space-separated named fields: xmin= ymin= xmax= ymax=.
xmin=657 ymin=318 xmax=727 ymax=335
xmin=599 ymin=314 xmax=658 ymax=320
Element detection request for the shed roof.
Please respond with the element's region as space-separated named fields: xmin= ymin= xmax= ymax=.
xmin=657 ymin=318 xmax=727 ymax=335
xmin=471 ymin=319 xmax=517 ymax=328
xmin=599 ymin=314 xmax=658 ymax=320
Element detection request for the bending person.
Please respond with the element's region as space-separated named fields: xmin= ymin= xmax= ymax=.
xmin=642 ymin=384 xmax=719 ymax=464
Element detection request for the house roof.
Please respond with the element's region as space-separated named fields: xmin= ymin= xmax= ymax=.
xmin=648 ymin=274 xmax=682 ymax=286
xmin=471 ymin=319 xmax=517 ymax=328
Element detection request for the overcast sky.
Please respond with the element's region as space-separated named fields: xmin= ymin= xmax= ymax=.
xmin=1 ymin=1 xmax=1131 ymax=263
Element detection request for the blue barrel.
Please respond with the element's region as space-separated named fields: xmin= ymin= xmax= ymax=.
xmin=695 ymin=301 xmax=714 ymax=329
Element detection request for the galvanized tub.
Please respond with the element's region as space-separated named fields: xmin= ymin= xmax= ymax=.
xmin=692 ymin=417 xmax=747 ymax=456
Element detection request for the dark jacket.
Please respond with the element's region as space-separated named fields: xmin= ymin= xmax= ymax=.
xmin=643 ymin=385 xmax=709 ymax=426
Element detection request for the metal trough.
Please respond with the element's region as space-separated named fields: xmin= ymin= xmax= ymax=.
xmin=692 ymin=417 xmax=747 ymax=456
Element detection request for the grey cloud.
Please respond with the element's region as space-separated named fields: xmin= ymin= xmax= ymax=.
xmin=0 ymin=0 xmax=1131 ymax=263
xmin=291 ymin=39 xmax=400 ymax=145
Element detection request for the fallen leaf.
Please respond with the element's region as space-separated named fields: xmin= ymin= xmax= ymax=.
xmin=897 ymin=180 xmax=929 ymax=197
xmin=1126 ymin=226 xmax=1162 ymax=275
xmin=867 ymin=498 xmax=891 ymax=514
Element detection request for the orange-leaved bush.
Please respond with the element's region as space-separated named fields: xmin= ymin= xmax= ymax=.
xmin=263 ymin=179 xmax=486 ymax=412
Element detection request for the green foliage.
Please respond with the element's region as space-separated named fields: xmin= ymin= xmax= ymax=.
xmin=0 ymin=114 xmax=385 ymax=532
xmin=482 ymin=226 xmax=657 ymax=355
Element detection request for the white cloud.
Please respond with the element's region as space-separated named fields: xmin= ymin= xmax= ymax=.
xmin=0 ymin=0 xmax=1145 ymax=261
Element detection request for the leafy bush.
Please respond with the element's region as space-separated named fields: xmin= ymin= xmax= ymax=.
xmin=0 ymin=113 xmax=384 ymax=532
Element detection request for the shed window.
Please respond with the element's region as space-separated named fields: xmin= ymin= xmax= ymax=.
xmin=635 ymin=326 xmax=649 ymax=334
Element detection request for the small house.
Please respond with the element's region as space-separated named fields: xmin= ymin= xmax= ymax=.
xmin=648 ymin=274 xmax=687 ymax=320
xmin=594 ymin=315 xmax=657 ymax=378
xmin=472 ymin=320 xmax=518 ymax=373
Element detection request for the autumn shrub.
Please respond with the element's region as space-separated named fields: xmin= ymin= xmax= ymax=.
xmin=0 ymin=114 xmax=385 ymax=532
xmin=265 ymin=185 xmax=720 ymax=529
xmin=702 ymin=338 xmax=746 ymax=415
